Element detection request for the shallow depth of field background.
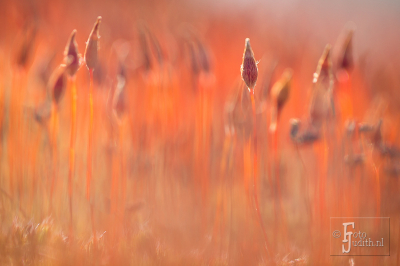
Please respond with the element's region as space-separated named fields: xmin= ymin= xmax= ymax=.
xmin=0 ymin=0 xmax=400 ymax=265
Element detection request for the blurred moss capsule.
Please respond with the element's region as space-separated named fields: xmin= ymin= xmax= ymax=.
xmin=271 ymin=68 xmax=293 ymax=111
xmin=15 ymin=24 xmax=37 ymax=69
xmin=64 ymin=30 xmax=81 ymax=77
xmin=84 ymin=16 xmax=102 ymax=70
xmin=48 ymin=65 xmax=67 ymax=105
xmin=338 ymin=29 xmax=354 ymax=72
xmin=313 ymin=44 xmax=332 ymax=84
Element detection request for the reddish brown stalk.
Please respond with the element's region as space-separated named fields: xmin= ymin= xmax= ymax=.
xmin=243 ymin=140 xmax=252 ymax=203
xmin=90 ymin=203 xmax=97 ymax=249
xmin=29 ymin=119 xmax=42 ymax=210
xmin=87 ymin=69 xmax=94 ymax=199
xmin=48 ymin=64 xmax=67 ymax=211
xmin=214 ymin=89 xmax=237 ymax=244
xmin=8 ymin=72 xmax=18 ymax=197
xmin=367 ymin=142 xmax=382 ymax=218
xmin=251 ymin=89 xmax=273 ymax=258
xmin=271 ymin=114 xmax=286 ymax=240
xmin=110 ymin=140 xmax=119 ymax=230
xmin=199 ymin=81 xmax=205 ymax=197
xmin=68 ymin=78 xmax=77 ymax=223
xmin=374 ymin=168 xmax=381 ymax=219
xmin=263 ymin=62 xmax=278 ymax=200
xmin=17 ymin=74 xmax=26 ymax=210
xmin=49 ymin=102 xmax=58 ymax=212
xmin=9 ymin=70 xmax=27 ymax=202
xmin=213 ymin=134 xmax=230 ymax=241
xmin=8 ymin=69 xmax=27 ymax=208
xmin=271 ymin=119 xmax=279 ymax=242
xmin=319 ymin=129 xmax=328 ymax=219
xmin=119 ymin=124 xmax=127 ymax=218
xmin=199 ymin=80 xmax=211 ymax=202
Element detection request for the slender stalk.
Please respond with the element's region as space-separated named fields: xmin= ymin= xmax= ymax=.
xmin=373 ymin=163 xmax=381 ymax=217
xmin=213 ymin=134 xmax=230 ymax=242
xmin=90 ymin=203 xmax=97 ymax=249
xmin=119 ymin=122 xmax=127 ymax=219
xmin=270 ymin=106 xmax=279 ymax=245
xmin=87 ymin=69 xmax=97 ymax=244
xmin=320 ymin=126 xmax=328 ymax=221
xmin=243 ymin=137 xmax=252 ymax=202
xmin=17 ymin=71 xmax=26 ymax=208
xmin=8 ymin=71 xmax=18 ymax=197
xmin=266 ymin=105 xmax=274 ymax=202
xmin=50 ymin=103 xmax=58 ymax=212
xmin=110 ymin=141 xmax=118 ymax=225
xmin=271 ymin=114 xmax=288 ymax=247
xmin=199 ymin=85 xmax=205 ymax=199
xmin=250 ymin=88 xmax=272 ymax=257
xmin=68 ymin=77 xmax=77 ymax=226
xmin=202 ymin=87 xmax=209 ymax=199
xmin=359 ymin=133 xmax=381 ymax=218
xmin=30 ymin=122 xmax=41 ymax=211
xmin=87 ymin=69 xmax=94 ymax=199
xmin=397 ymin=224 xmax=400 ymax=265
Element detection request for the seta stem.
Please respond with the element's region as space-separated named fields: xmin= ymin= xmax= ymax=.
xmin=87 ymin=69 xmax=94 ymax=200
xmin=120 ymin=122 xmax=126 ymax=219
xmin=90 ymin=203 xmax=97 ymax=249
xmin=272 ymin=117 xmax=288 ymax=249
xmin=50 ymin=102 xmax=58 ymax=212
xmin=373 ymin=163 xmax=381 ymax=218
xmin=68 ymin=77 xmax=77 ymax=228
xmin=87 ymin=69 xmax=97 ymax=242
xmin=250 ymin=88 xmax=272 ymax=258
